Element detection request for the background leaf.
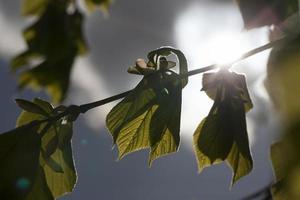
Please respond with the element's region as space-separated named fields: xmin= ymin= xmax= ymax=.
xmin=21 ymin=0 xmax=49 ymax=16
xmin=84 ymin=0 xmax=112 ymax=13
xmin=12 ymin=1 xmax=87 ymax=103
xmin=236 ymin=0 xmax=298 ymax=29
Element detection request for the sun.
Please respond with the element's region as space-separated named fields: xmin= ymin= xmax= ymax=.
xmin=205 ymin=32 xmax=250 ymax=65
xmin=173 ymin=2 xmax=257 ymax=142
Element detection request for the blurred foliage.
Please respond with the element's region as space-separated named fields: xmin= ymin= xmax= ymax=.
xmin=194 ymin=69 xmax=253 ymax=185
xmin=236 ymin=0 xmax=298 ymax=29
xmin=11 ymin=0 xmax=112 ymax=103
xmin=0 ymin=98 xmax=76 ymax=200
xmin=85 ymin=0 xmax=112 ymax=12
xmin=12 ymin=0 xmax=87 ymax=103
xmin=267 ymin=34 xmax=300 ymax=199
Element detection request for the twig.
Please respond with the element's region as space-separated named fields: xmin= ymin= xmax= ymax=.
xmin=20 ymin=36 xmax=288 ymax=126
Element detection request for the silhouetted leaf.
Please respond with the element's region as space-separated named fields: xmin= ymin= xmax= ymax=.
xmin=236 ymin=0 xmax=298 ymax=29
xmin=12 ymin=2 xmax=87 ymax=103
xmin=25 ymin=166 xmax=54 ymax=200
xmin=107 ymin=49 xmax=188 ymax=164
xmin=0 ymin=123 xmax=41 ymax=200
xmin=15 ymin=98 xmax=49 ymax=116
xmin=194 ymin=69 xmax=253 ymax=185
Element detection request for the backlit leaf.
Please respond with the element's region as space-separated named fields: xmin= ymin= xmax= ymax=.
xmin=194 ymin=69 xmax=253 ymax=185
xmin=107 ymin=49 xmax=188 ymax=164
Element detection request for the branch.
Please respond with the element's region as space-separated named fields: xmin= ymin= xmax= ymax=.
xmin=79 ymin=36 xmax=287 ymax=112
xmin=18 ymin=36 xmax=288 ymax=126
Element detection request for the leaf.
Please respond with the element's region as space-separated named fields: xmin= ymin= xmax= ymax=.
xmin=107 ymin=72 xmax=185 ymax=164
xmin=12 ymin=2 xmax=87 ymax=103
xmin=25 ymin=166 xmax=54 ymax=200
xmin=0 ymin=123 xmax=41 ymax=200
xmin=149 ymin=78 xmax=182 ymax=164
xmin=21 ymin=0 xmax=49 ymax=16
xmin=194 ymin=69 xmax=253 ymax=185
xmin=84 ymin=0 xmax=112 ymax=13
xmin=236 ymin=0 xmax=298 ymax=29
xmin=107 ymin=48 xmax=188 ymax=164
xmin=15 ymin=98 xmax=49 ymax=117
xmin=16 ymin=98 xmax=76 ymax=198
xmin=202 ymin=70 xmax=253 ymax=112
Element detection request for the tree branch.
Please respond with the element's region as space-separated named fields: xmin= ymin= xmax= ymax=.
xmin=79 ymin=36 xmax=287 ymax=113
xmin=20 ymin=36 xmax=288 ymax=126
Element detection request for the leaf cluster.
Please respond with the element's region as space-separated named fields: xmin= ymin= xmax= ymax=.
xmin=0 ymin=99 xmax=76 ymax=200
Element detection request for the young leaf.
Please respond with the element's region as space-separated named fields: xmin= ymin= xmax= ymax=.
xmin=106 ymin=78 xmax=157 ymax=159
xmin=106 ymin=49 xmax=188 ymax=164
xmin=15 ymin=98 xmax=49 ymax=117
xmin=194 ymin=69 xmax=253 ymax=185
xmin=149 ymin=78 xmax=182 ymax=164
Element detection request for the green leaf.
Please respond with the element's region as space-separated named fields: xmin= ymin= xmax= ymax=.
xmin=194 ymin=69 xmax=253 ymax=185
xmin=236 ymin=0 xmax=298 ymax=29
xmin=149 ymin=78 xmax=182 ymax=165
xmin=16 ymin=98 xmax=76 ymax=198
xmin=0 ymin=123 xmax=41 ymax=200
xmin=21 ymin=0 xmax=49 ymax=16
xmin=107 ymin=71 xmax=185 ymax=164
xmin=15 ymin=98 xmax=49 ymax=116
xmin=12 ymin=2 xmax=87 ymax=103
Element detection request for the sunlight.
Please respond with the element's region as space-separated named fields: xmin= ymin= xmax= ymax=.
xmin=206 ymin=32 xmax=249 ymax=65
xmin=174 ymin=2 xmax=269 ymax=145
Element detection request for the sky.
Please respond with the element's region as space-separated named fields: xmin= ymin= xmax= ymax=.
xmin=0 ymin=0 xmax=283 ymax=199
